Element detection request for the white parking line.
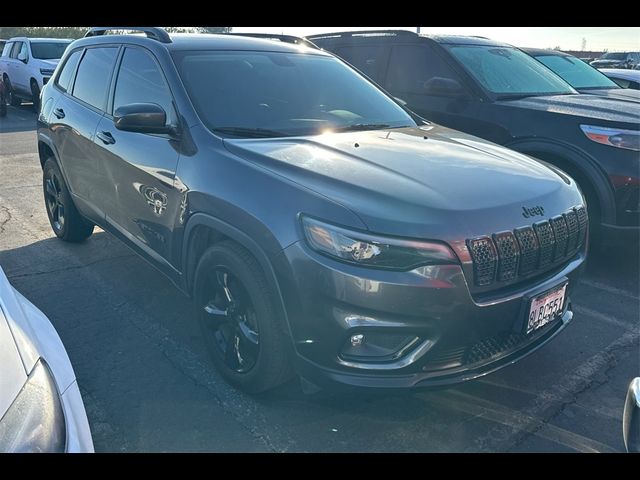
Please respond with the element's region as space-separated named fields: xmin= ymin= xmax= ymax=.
xmin=580 ymin=279 xmax=639 ymax=301
xmin=434 ymin=390 xmax=618 ymax=453
xmin=575 ymin=305 xmax=637 ymax=331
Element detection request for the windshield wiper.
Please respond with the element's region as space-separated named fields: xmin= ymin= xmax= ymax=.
xmin=332 ymin=123 xmax=394 ymax=132
xmin=212 ymin=127 xmax=289 ymax=138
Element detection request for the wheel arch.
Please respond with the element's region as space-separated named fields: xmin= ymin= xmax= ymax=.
xmin=505 ymin=138 xmax=616 ymax=225
xmin=182 ymin=213 xmax=293 ymax=339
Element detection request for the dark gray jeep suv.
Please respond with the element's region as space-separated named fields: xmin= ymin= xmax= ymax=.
xmin=37 ymin=28 xmax=588 ymax=393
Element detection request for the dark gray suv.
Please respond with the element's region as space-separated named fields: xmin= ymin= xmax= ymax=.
xmin=37 ymin=28 xmax=588 ymax=393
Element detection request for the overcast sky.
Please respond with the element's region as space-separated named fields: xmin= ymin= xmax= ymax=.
xmin=233 ymin=27 xmax=640 ymax=51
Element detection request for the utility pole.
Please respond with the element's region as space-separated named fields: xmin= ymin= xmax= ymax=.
xmin=417 ymin=27 xmax=421 ymax=34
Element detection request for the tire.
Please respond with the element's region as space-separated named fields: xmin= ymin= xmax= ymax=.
xmin=0 ymin=93 xmax=6 ymax=118
xmin=43 ymin=157 xmax=94 ymax=242
xmin=194 ymin=241 xmax=294 ymax=393
xmin=5 ymin=77 xmax=21 ymax=107
xmin=30 ymin=80 xmax=40 ymax=112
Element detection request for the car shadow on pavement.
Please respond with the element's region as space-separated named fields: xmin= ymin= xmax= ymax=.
xmin=0 ymin=105 xmax=37 ymax=134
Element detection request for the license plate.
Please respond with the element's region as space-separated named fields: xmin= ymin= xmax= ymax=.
xmin=526 ymin=283 xmax=567 ymax=334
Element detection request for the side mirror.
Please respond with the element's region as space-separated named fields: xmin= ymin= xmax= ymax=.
xmin=114 ymin=103 xmax=170 ymax=134
xmin=623 ymin=377 xmax=640 ymax=453
xmin=393 ymin=96 xmax=408 ymax=106
xmin=17 ymin=52 xmax=27 ymax=63
xmin=423 ymin=77 xmax=467 ymax=98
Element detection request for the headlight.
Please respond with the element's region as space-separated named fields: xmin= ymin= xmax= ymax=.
xmin=39 ymin=68 xmax=54 ymax=76
xmin=580 ymin=125 xmax=640 ymax=152
xmin=0 ymin=360 xmax=66 ymax=453
xmin=301 ymin=216 xmax=458 ymax=270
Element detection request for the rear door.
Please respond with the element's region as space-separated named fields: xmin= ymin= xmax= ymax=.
xmin=51 ymin=46 xmax=119 ymax=219
xmin=94 ymin=45 xmax=181 ymax=268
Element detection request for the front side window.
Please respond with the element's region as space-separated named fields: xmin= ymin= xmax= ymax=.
xmin=72 ymin=47 xmax=118 ymax=110
xmin=171 ymin=50 xmax=416 ymax=138
xmin=56 ymin=50 xmax=82 ymax=92
xmin=30 ymin=41 xmax=71 ymax=60
xmin=534 ymin=54 xmax=619 ymax=89
xmin=447 ymin=45 xmax=575 ymax=98
xmin=386 ymin=44 xmax=464 ymax=95
xmin=113 ymin=47 xmax=176 ymax=125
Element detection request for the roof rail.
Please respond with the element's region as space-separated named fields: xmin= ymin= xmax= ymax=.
xmin=224 ymin=32 xmax=319 ymax=49
xmin=307 ymin=30 xmax=417 ymax=40
xmin=84 ymin=27 xmax=172 ymax=44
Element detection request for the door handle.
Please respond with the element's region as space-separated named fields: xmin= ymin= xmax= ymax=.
xmin=53 ymin=108 xmax=65 ymax=119
xmin=96 ymin=131 xmax=116 ymax=145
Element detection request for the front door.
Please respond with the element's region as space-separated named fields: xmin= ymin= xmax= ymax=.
xmin=94 ymin=46 xmax=181 ymax=268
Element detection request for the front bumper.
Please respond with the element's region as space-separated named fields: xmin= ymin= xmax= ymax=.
xmin=275 ymin=241 xmax=586 ymax=390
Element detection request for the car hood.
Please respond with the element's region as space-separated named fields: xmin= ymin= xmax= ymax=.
xmin=224 ymin=125 xmax=584 ymax=240
xmin=577 ymin=88 xmax=640 ymax=103
xmin=497 ymin=94 xmax=640 ymax=127
xmin=0 ymin=272 xmax=28 ymax=420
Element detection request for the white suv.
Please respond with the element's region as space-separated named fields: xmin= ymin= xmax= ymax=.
xmin=0 ymin=37 xmax=71 ymax=109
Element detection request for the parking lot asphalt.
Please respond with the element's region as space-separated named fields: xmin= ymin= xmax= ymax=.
xmin=1 ymin=105 xmax=638 ymax=452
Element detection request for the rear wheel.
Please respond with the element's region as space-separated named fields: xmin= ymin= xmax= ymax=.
xmin=194 ymin=241 xmax=294 ymax=393
xmin=0 ymin=91 xmax=6 ymax=117
xmin=43 ymin=157 xmax=94 ymax=242
xmin=4 ymin=77 xmax=21 ymax=107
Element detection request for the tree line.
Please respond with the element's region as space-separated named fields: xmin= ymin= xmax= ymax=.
xmin=0 ymin=27 xmax=232 ymax=40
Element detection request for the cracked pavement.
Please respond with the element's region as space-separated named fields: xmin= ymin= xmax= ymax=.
xmin=1 ymin=105 xmax=638 ymax=452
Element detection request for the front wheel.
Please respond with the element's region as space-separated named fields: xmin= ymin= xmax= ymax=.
xmin=43 ymin=157 xmax=94 ymax=242
xmin=194 ymin=241 xmax=294 ymax=393
xmin=31 ymin=80 xmax=40 ymax=111
xmin=5 ymin=78 xmax=21 ymax=107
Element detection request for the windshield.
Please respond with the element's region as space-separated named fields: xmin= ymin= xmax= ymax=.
xmin=534 ymin=54 xmax=619 ymax=89
xmin=171 ymin=50 xmax=417 ymax=137
xmin=446 ymin=45 xmax=575 ymax=98
xmin=31 ymin=41 xmax=71 ymax=60
xmin=601 ymin=53 xmax=627 ymax=60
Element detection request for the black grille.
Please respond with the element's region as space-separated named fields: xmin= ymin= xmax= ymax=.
xmin=467 ymin=237 xmax=497 ymax=286
xmin=465 ymin=333 xmax=526 ymax=365
xmin=575 ymin=206 xmax=588 ymax=245
xmin=493 ymin=232 xmax=520 ymax=281
xmin=564 ymin=210 xmax=580 ymax=253
xmin=515 ymin=227 xmax=539 ymax=275
xmin=534 ymin=221 xmax=555 ymax=268
xmin=467 ymin=205 xmax=587 ymax=287
xmin=551 ymin=215 xmax=569 ymax=260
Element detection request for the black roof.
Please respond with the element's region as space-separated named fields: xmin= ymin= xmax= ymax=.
xmin=308 ymin=30 xmax=511 ymax=48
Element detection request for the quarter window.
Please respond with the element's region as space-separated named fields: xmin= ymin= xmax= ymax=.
xmin=72 ymin=47 xmax=118 ymax=111
xmin=113 ymin=47 xmax=175 ymax=124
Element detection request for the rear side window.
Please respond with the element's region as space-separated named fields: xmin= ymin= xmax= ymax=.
xmin=386 ymin=45 xmax=463 ymax=95
xmin=335 ymin=45 xmax=388 ymax=84
xmin=1 ymin=42 xmax=12 ymax=57
xmin=72 ymin=47 xmax=118 ymax=110
xmin=56 ymin=50 xmax=82 ymax=92
xmin=113 ymin=47 xmax=176 ymax=124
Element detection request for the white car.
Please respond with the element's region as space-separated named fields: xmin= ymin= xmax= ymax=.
xmin=599 ymin=68 xmax=640 ymax=90
xmin=0 ymin=265 xmax=93 ymax=452
xmin=0 ymin=37 xmax=72 ymax=108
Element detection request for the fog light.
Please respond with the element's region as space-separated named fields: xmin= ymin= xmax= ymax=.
xmin=350 ymin=334 xmax=365 ymax=346
xmin=341 ymin=332 xmax=419 ymax=362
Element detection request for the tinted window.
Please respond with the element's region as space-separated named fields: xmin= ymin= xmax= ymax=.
xmin=335 ymin=45 xmax=388 ymax=83
xmin=447 ymin=45 xmax=575 ymax=97
xmin=1 ymin=42 xmax=12 ymax=57
xmin=601 ymin=52 xmax=626 ymax=60
xmin=534 ymin=54 xmax=618 ymax=89
xmin=10 ymin=42 xmax=22 ymax=59
xmin=56 ymin=50 xmax=82 ymax=92
xmin=72 ymin=47 xmax=118 ymax=110
xmin=113 ymin=47 xmax=175 ymax=124
xmin=386 ymin=45 xmax=463 ymax=95
xmin=172 ymin=51 xmax=416 ymax=137
xmin=31 ymin=41 xmax=71 ymax=60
